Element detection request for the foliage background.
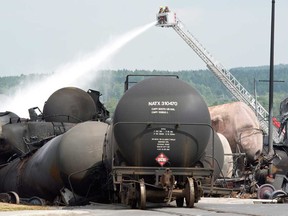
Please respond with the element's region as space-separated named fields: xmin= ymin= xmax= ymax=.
xmin=1 ymin=64 xmax=288 ymax=117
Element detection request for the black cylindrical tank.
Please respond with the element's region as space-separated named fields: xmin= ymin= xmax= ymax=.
xmin=43 ymin=87 xmax=96 ymax=123
xmin=0 ymin=121 xmax=108 ymax=201
xmin=0 ymin=112 xmax=21 ymax=163
xmin=58 ymin=121 xmax=108 ymax=196
xmin=113 ymin=77 xmax=211 ymax=167
xmin=0 ymin=135 xmax=63 ymax=201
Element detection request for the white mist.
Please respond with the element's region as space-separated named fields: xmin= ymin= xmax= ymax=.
xmin=1 ymin=21 xmax=156 ymax=118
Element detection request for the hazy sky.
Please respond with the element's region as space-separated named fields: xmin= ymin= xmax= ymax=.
xmin=1 ymin=0 xmax=287 ymax=76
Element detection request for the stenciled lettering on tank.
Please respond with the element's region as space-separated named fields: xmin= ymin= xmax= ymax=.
xmin=148 ymin=101 xmax=178 ymax=114
xmin=151 ymin=128 xmax=176 ymax=151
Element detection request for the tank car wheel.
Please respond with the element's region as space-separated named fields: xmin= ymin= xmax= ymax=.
xmin=270 ymin=190 xmax=287 ymax=200
xmin=138 ymin=179 xmax=146 ymax=210
xmin=28 ymin=196 xmax=46 ymax=206
xmin=185 ymin=177 xmax=195 ymax=208
xmin=257 ymin=184 xmax=275 ymax=199
xmin=176 ymin=198 xmax=184 ymax=207
xmin=7 ymin=191 xmax=20 ymax=204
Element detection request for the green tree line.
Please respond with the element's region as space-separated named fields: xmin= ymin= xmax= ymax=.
xmin=1 ymin=64 xmax=288 ymax=116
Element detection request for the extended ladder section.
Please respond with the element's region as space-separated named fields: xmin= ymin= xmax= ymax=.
xmin=156 ymin=8 xmax=281 ymax=143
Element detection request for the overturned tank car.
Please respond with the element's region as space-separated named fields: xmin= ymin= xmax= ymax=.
xmin=0 ymin=87 xmax=109 ymax=164
xmin=0 ymin=121 xmax=108 ymax=205
xmin=209 ymin=102 xmax=263 ymax=163
xmin=0 ymin=87 xmax=110 ymax=205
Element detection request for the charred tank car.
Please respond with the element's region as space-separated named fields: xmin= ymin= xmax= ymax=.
xmin=0 ymin=121 xmax=108 ymax=205
xmin=0 ymin=87 xmax=109 ymax=165
xmin=42 ymin=87 xmax=109 ymax=123
xmin=104 ymin=75 xmax=222 ymax=209
xmin=0 ymin=87 xmax=110 ymax=205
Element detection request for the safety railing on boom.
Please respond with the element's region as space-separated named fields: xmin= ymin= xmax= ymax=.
xmin=156 ymin=7 xmax=281 ymax=143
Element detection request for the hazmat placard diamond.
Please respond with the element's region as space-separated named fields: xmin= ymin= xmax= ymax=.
xmin=155 ymin=153 xmax=169 ymax=166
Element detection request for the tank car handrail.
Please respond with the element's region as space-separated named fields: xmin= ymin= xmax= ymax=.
xmin=113 ymin=121 xmax=214 ymax=128
xmin=112 ymin=122 xmax=215 ymax=167
xmin=124 ymin=74 xmax=179 ymax=91
xmin=112 ymin=121 xmax=216 ymax=172
xmin=111 ymin=121 xmax=216 ymax=195
xmin=43 ymin=114 xmax=83 ymax=123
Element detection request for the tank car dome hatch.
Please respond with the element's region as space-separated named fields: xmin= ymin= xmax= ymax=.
xmin=113 ymin=76 xmax=211 ymax=167
xmin=43 ymin=87 xmax=97 ymax=123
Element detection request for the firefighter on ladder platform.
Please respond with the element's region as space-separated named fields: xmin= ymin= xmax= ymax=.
xmin=158 ymin=6 xmax=170 ymax=24
xmin=164 ymin=6 xmax=170 ymax=12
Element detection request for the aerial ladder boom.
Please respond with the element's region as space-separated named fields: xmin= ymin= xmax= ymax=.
xmin=156 ymin=7 xmax=281 ymax=143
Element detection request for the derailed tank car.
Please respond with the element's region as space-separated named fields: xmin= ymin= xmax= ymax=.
xmin=0 ymin=87 xmax=109 ymax=164
xmin=0 ymin=87 xmax=110 ymax=205
xmin=0 ymin=121 xmax=108 ymax=204
xmin=103 ymin=76 xmax=218 ymax=209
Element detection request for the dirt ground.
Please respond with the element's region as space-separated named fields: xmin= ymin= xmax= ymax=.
xmin=0 ymin=202 xmax=48 ymax=211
